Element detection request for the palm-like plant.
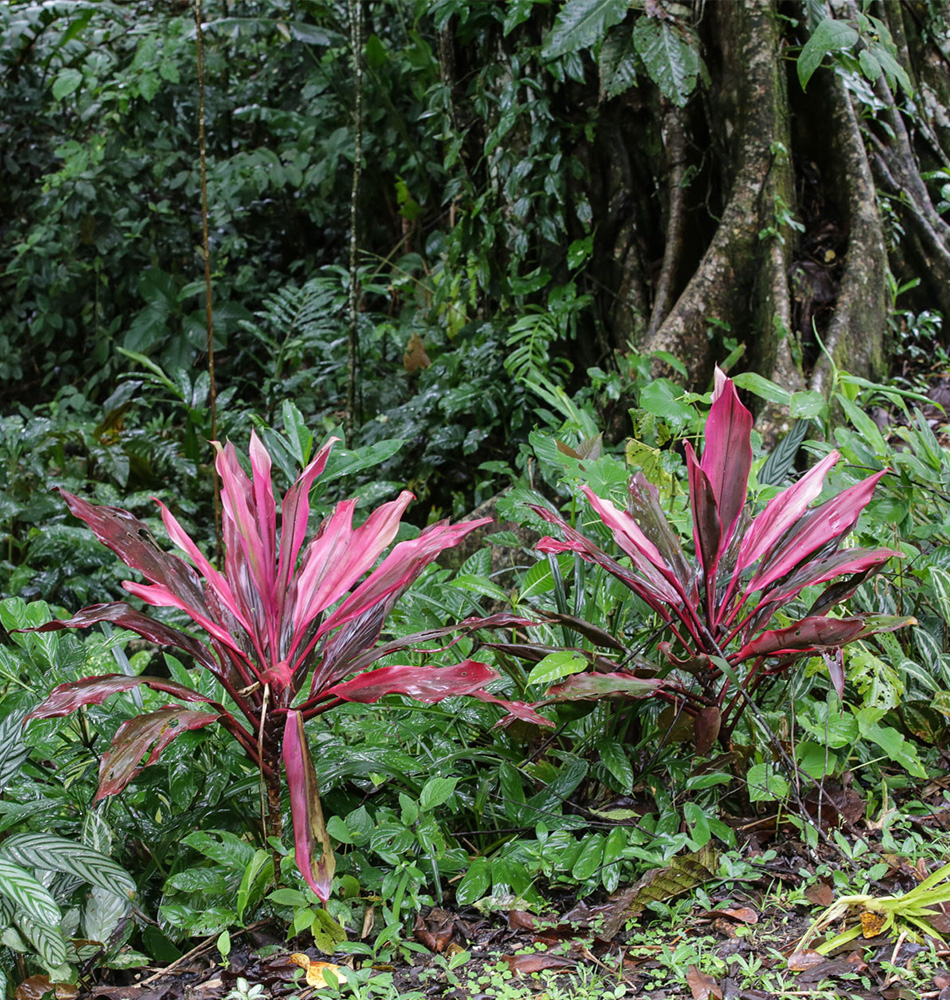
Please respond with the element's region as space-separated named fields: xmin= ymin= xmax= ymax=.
xmin=26 ymin=433 xmax=544 ymax=900
xmin=531 ymin=369 xmax=912 ymax=738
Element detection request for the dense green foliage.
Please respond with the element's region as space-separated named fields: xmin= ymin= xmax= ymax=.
xmin=3 ymin=0 xmax=950 ymax=995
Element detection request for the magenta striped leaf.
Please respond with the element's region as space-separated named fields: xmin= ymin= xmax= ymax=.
xmin=324 ymin=660 xmax=499 ymax=702
xmin=283 ymin=711 xmax=335 ymax=902
xmin=701 ymin=369 xmax=752 ymax=546
xmin=544 ymin=671 xmax=663 ymax=701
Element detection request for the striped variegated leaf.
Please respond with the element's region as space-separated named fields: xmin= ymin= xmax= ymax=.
xmin=0 ymin=834 xmax=134 ymax=900
xmin=0 ymin=860 xmax=61 ymax=926
xmin=0 ymin=709 xmax=29 ymax=795
xmin=16 ymin=912 xmax=68 ymax=969
xmin=84 ymin=885 xmax=130 ymax=945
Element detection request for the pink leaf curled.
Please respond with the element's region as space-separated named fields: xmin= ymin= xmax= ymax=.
xmin=283 ymin=711 xmax=335 ymax=902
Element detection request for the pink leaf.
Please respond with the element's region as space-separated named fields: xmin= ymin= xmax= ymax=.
xmin=579 ymin=486 xmax=671 ymax=579
xmin=312 ymin=518 xmax=492 ymax=642
xmin=292 ymin=491 xmax=413 ymax=635
xmin=323 ymin=660 xmax=499 ymax=703
xmin=532 ymin=507 xmax=683 ymax=609
xmin=275 ymin=438 xmax=337 ymax=598
xmin=736 ymin=450 xmax=840 ymax=574
xmin=685 ymin=441 xmax=722 ymax=581
xmin=96 ymin=705 xmax=221 ymax=799
xmin=283 ymin=711 xmax=335 ymax=902
xmin=702 ymin=369 xmax=752 ymax=546
xmin=26 ymin=673 xmax=219 ymax=720
xmin=748 ymin=471 xmax=888 ymax=595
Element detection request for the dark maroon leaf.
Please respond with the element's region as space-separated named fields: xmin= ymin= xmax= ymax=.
xmin=27 ymin=673 xmax=219 ymax=721
xmin=544 ymin=671 xmax=663 ymax=702
xmin=97 ymin=705 xmax=220 ymax=798
xmin=735 ymin=615 xmax=869 ymax=660
xmin=21 ymin=602 xmax=218 ymax=672
xmin=57 ymin=490 xmax=208 ymax=611
xmin=685 ymin=442 xmax=722 ymax=583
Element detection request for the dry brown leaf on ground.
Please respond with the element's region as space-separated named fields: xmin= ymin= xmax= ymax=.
xmin=686 ymin=964 xmax=722 ymax=999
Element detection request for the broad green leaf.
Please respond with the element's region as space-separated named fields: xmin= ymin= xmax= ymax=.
xmin=0 ymin=709 xmax=29 ymax=795
xmin=632 ymin=16 xmax=702 ymax=107
xmin=597 ymin=739 xmax=634 ymax=793
xmin=600 ymin=25 xmax=639 ymax=98
xmin=527 ymin=650 xmax=588 ymax=687
xmin=542 ymin=0 xmax=629 ymax=60
xmin=746 ymin=762 xmax=789 ymax=802
xmin=798 ymin=18 xmax=859 ymax=90
xmin=732 ymin=372 xmax=792 ymax=407
xmin=0 ymin=860 xmax=61 ymax=926
xmin=52 ymin=68 xmax=83 ymax=100
xmin=310 ymin=908 xmax=347 ymax=955
xmin=572 ymin=833 xmax=605 ymax=880
xmin=164 ymin=868 xmax=227 ymax=894
xmin=420 ymin=776 xmax=458 ymax=812
xmin=181 ymin=830 xmax=255 ymax=872
xmin=83 ymin=885 xmax=130 ymax=945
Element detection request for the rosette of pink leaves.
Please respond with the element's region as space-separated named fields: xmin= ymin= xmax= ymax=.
xmin=532 ymin=369 xmax=913 ymax=738
xmin=26 ymin=433 xmax=548 ymax=901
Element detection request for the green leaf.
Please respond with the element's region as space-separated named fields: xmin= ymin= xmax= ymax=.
xmin=52 ymin=69 xmax=83 ymax=101
xmin=181 ymin=830 xmax=254 ymax=872
xmin=236 ymin=849 xmax=271 ymax=923
xmin=759 ymin=421 xmax=810 ymax=487
xmin=0 ymin=709 xmax=30 ymax=795
xmin=310 ymin=908 xmax=347 ymax=955
xmin=599 ymin=25 xmax=639 ymax=98
xmin=798 ymin=18 xmax=859 ymax=91
xmin=632 ymin=16 xmax=702 ymax=107
xmin=732 ymin=372 xmax=792 ymax=407
xmin=0 ymin=833 xmax=135 ymax=899
xmin=746 ymin=762 xmax=789 ymax=802
xmin=419 ymin=776 xmax=458 ymax=812
xmin=527 ymin=650 xmax=588 ymax=687
xmin=597 ymin=739 xmax=634 ymax=793
xmin=164 ymin=868 xmax=227 ymax=894
xmin=571 ymin=833 xmax=605 ymax=880
xmin=0 ymin=860 xmax=61 ymax=926
xmin=456 ymin=858 xmax=490 ymax=906
xmin=84 ymin=886 xmax=130 ymax=945
xmin=542 ymin=0 xmax=629 ymax=60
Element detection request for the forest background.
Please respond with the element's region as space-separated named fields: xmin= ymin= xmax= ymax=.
xmin=3 ymin=0 xmax=950 ymax=997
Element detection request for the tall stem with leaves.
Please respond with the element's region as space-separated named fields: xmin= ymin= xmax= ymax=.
xmin=346 ymin=0 xmax=363 ymax=442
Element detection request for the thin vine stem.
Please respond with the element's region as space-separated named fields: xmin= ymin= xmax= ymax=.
xmin=195 ymin=0 xmax=222 ymax=560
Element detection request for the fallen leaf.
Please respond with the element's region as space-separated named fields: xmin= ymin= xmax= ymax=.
xmin=787 ymin=949 xmax=826 ymax=971
xmin=16 ymin=978 xmax=79 ymax=1000
xmin=804 ymin=883 xmax=834 ymax=907
xmin=700 ymin=906 xmax=758 ymax=924
xmin=686 ymin=964 xmax=722 ymax=1000
xmin=503 ymin=953 xmax=575 ymax=975
xmin=861 ymin=910 xmax=887 ymax=938
xmin=288 ymin=953 xmax=349 ymax=988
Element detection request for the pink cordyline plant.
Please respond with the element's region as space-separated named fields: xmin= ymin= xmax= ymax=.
xmin=26 ymin=433 xmax=546 ymax=901
xmin=531 ymin=369 xmax=913 ymax=742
